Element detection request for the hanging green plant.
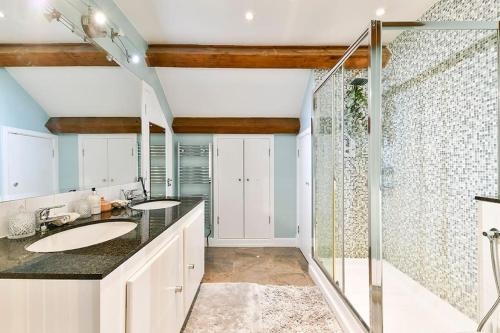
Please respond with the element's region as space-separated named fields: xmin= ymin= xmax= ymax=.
xmin=345 ymin=85 xmax=368 ymax=137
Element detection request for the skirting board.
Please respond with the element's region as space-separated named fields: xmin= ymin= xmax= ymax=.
xmin=208 ymin=238 xmax=297 ymax=247
xmin=309 ymin=261 xmax=368 ymax=333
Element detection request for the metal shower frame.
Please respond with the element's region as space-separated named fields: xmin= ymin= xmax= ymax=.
xmin=311 ymin=20 xmax=500 ymax=333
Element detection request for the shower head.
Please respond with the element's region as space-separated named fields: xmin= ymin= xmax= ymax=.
xmin=350 ymin=78 xmax=368 ymax=86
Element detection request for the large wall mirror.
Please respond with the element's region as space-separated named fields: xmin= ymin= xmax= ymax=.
xmin=0 ymin=1 xmax=145 ymax=202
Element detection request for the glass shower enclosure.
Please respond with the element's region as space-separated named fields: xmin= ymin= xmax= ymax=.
xmin=312 ymin=21 xmax=499 ymax=333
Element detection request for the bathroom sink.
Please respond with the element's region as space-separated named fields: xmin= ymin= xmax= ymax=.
xmin=26 ymin=221 xmax=137 ymax=253
xmin=130 ymin=200 xmax=181 ymax=210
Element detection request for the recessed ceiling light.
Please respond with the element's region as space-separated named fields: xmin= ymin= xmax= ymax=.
xmin=0 ymin=11 xmax=5 ymax=19
xmin=131 ymin=54 xmax=141 ymax=64
xmin=93 ymin=11 xmax=107 ymax=25
xmin=245 ymin=11 xmax=254 ymax=21
xmin=375 ymin=7 xmax=386 ymax=17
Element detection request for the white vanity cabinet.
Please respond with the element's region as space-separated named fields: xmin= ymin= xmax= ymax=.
xmin=183 ymin=211 xmax=205 ymax=314
xmin=126 ymin=234 xmax=184 ymax=333
xmin=0 ymin=202 xmax=205 ymax=333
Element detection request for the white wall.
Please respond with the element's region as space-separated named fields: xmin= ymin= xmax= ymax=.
xmin=0 ymin=182 xmax=140 ymax=238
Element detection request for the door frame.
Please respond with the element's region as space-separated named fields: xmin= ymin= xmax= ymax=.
xmin=0 ymin=126 xmax=59 ymax=201
xmin=296 ymin=128 xmax=312 ymax=261
xmin=211 ymin=134 xmax=277 ymax=246
xmin=78 ymin=134 xmax=138 ymax=190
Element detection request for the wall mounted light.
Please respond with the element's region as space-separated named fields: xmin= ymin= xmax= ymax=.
xmin=0 ymin=11 xmax=5 ymax=19
xmin=93 ymin=11 xmax=106 ymax=25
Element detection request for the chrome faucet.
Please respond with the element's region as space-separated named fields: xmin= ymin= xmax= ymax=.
xmin=35 ymin=204 xmax=65 ymax=233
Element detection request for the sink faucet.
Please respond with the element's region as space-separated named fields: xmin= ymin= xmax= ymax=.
xmin=35 ymin=204 xmax=65 ymax=233
xmin=137 ymin=176 xmax=148 ymax=199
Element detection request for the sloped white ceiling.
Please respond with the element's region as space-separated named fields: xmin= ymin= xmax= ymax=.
xmin=7 ymin=67 xmax=142 ymax=117
xmin=156 ymin=68 xmax=311 ymax=117
xmin=0 ymin=0 xmax=81 ymax=43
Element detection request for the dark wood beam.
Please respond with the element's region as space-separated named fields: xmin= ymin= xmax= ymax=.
xmin=45 ymin=117 xmax=164 ymax=134
xmin=147 ymin=44 xmax=391 ymax=69
xmin=172 ymin=117 xmax=300 ymax=134
xmin=0 ymin=43 xmax=117 ymax=67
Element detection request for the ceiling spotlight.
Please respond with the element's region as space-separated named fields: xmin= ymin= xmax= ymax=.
xmin=0 ymin=11 xmax=5 ymax=19
xmin=93 ymin=11 xmax=106 ymax=25
xmin=130 ymin=54 xmax=141 ymax=64
xmin=245 ymin=11 xmax=254 ymax=21
xmin=375 ymin=7 xmax=386 ymax=17
xmin=106 ymin=54 xmax=114 ymax=62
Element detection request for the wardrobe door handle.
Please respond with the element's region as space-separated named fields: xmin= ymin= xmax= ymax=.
xmin=188 ymin=264 xmax=195 ymax=269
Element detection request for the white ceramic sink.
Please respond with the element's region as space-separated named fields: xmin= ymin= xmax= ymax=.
xmin=26 ymin=222 xmax=137 ymax=253
xmin=130 ymin=200 xmax=181 ymax=210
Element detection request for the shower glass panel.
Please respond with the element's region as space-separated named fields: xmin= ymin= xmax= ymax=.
xmin=379 ymin=24 xmax=498 ymax=333
xmin=342 ymin=65 xmax=369 ymax=325
xmin=312 ymin=32 xmax=370 ymax=328
xmin=313 ymin=75 xmax=336 ymax=280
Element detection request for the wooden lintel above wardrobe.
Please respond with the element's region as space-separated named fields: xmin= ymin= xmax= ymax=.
xmin=172 ymin=117 xmax=300 ymax=134
xmin=45 ymin=117 xmax=165 ymax=134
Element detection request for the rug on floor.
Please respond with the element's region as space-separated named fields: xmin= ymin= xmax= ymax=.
xmin=182 ymin=283 xmax=343 ymax=333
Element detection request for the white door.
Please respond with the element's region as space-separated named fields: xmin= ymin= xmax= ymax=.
xmin=126 ymin=235 xmax=184 ymax=333
xmin=244 ymin=138 xmax=271 ymax=239
xmin=108 ymin=137 xmax=137 ymax=186
xmin=82 ymin=137 xmax=108 ymax=189
xmin=3 ymin=129 xmax=57 ymax=200
xmin=298 ymin=132 xmax=312 ymax=260
xmin=165 ymin=125 xmax=174 ymax=196
xmin=217 ymin=138 xmax=244 ymax=239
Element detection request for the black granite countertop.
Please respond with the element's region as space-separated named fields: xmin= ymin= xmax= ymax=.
xmin=0 ymin=197 xmax=203 ymax=280
xmin=475 ymin=196 xmax=500 ymax=204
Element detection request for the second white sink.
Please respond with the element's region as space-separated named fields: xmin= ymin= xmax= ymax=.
xmin=130 ymin=200 xmax=181 ymax=210
xmin=26 ymin=221 xmax=137 ymax=253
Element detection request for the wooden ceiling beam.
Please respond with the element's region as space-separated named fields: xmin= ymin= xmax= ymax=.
xmin=147 ymin=44 xmax=392 ymax=69
xmin=45 ymin=117 xmax=164 ymax=134
xmin=0 ymin=43 xmax=117 ymax=67
xmin=172 ymin=117 xmax=300 ymax=134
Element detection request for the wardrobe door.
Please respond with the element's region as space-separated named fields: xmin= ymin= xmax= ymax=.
xmin=244 ymin=139 xmax=271 ymax=239
xmin=81 ymin=137 xmax=108 ymax=189
xmin=108 ymin=137 xmax=137 ymax=186
xmin=217 ymin=139 xmax=244 ymax=239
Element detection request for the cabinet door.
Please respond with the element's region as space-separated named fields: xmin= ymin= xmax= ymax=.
xmin=108 ymin=137 xmax=137 ymax=186
xmin=81 ymin=137 xmax=108 ymax=189
xmin=183 ymin=210 xmax=205 ymax=315
xmin=126 ymin=235 xmax=184 ymax=333
xmin=217 ymin=139 xmax=244 ymax=239
xmin=244 ymin=139 xmax=271 ymax=239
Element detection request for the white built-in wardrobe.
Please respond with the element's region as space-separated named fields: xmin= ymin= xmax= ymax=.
xmin=214 ymin=135 xmax=274 ymax=242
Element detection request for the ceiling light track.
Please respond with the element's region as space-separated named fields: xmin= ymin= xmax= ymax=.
xmin=46 ymin=0 xmax=143 ymax=65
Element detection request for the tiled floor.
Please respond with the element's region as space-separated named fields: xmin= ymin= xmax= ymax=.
xmin=203 ymin=247 xmax=314 ymax=286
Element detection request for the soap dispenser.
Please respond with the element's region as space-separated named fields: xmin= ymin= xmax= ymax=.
xmin=88 ymin=188 xmax=101 ymax=215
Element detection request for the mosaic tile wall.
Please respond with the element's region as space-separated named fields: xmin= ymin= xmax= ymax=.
xmin=381 ymin=0 xmax=499 ymax=319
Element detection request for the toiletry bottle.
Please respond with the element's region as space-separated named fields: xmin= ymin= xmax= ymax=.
xmin=88 ymin=188 xmax=101 ymax=215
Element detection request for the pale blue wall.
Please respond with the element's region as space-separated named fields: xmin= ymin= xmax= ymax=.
xmin=274 ymin=135 xmax=297 ymax=238
xmin=174 ymin=133 xmax=297 ymax=238
xmin=0 ymin=69 xmax=49 ymax=133
xmin=58 ymin=135 xmax=79 ymax=192
xmin=299 ymin=73 xmax=314 ymax=132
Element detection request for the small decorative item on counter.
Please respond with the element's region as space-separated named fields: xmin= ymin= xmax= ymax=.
xmin=100 ymin=197 xmax=112 ymax=212
xmin=88 ymin=188 xmax=101 ymax=215
xmin=75 ymin=199 xmax=92 ymax=218
xmin=7 ymin=209 xmax=36 ymax=239
xmin=51 ymin=212 xmax=81 ymax=226
xmin=110 ymin=199 xmax=129 ymax=209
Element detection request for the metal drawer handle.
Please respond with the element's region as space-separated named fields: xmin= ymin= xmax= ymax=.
xmin=188 ymin=264 xmax=195 ymax=269
xmin=175 ymin=286 xmax=183 ymax=293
